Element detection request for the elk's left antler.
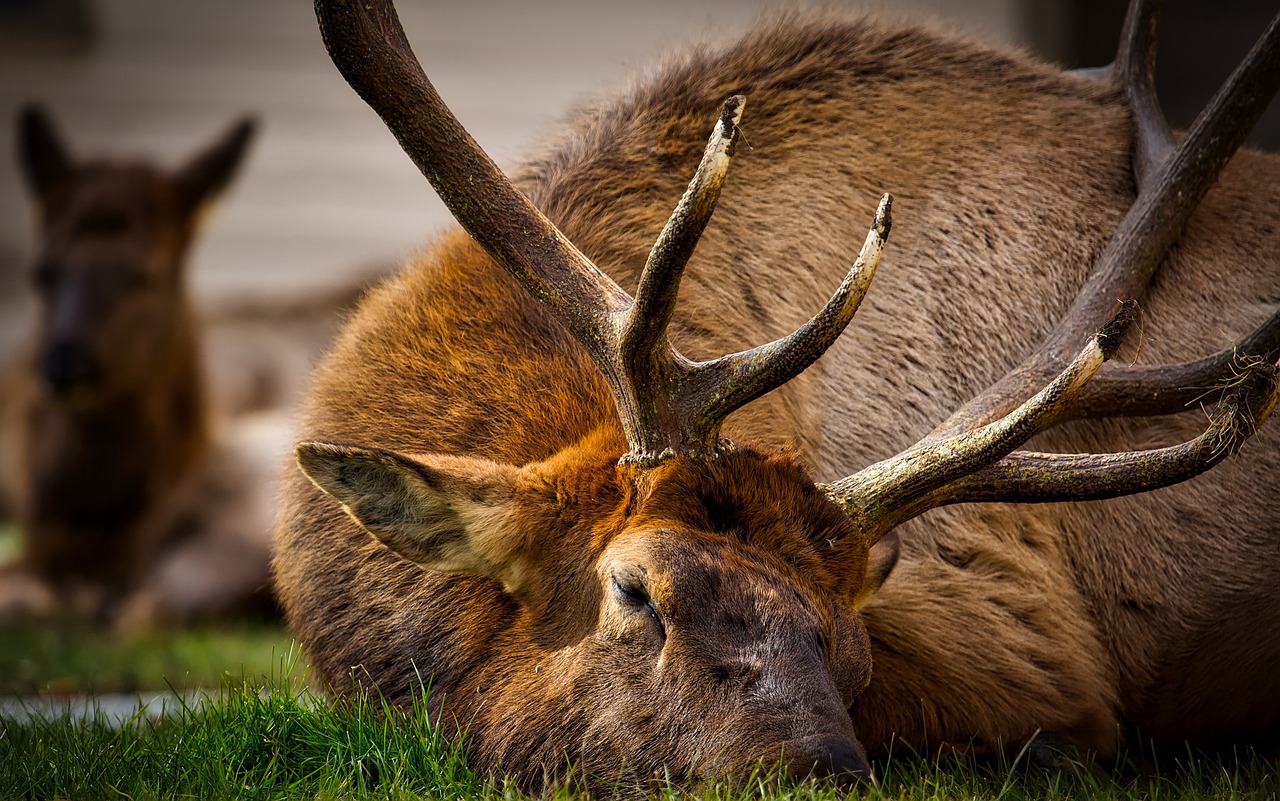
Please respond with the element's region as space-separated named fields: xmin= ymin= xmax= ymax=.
xmin=825 ymin=4 xmax=1280 ymax=544
xmin=315 ymin=0 xmax=891 ymax=465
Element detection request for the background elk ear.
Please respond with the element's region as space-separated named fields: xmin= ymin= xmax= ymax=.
xmin=295 ymin=442 xmax=526 ymax=588
xmin=172 ymin=115 xmax=257 ymax=220
xmin=853 ymin=530 xmax=900 ymax=610
xmin=16 ymin=103 xmax=73 ymax=200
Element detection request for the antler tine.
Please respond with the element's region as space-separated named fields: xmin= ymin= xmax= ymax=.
xmin=830 ymin=330 xmax=1279 ymax=544
xmin=685 ymin=195 xmax=892 ymax=438
xmin=1034 ymin=7 xmax=1279 ymax=364
xmin=824 ymin=303 xmax=1134 ymax=541
xmin=1067 ymin=307 xmax=1280 ymax=419
xmin=623 ymin=96 xmax=745 ymax=362
xmin=615 ymin=97 xmax=744 ymax=450
xmin=929 ymin=10 xmax=1280 ymax=442
xmin=1115 ymin=0 xmax=1175 ymax=193
xmin=617 ymin=193 xmax=892 ymax=464
xmin=913 ymin=357 xmax=1280 ymax=514
xmin=314 ymin=0 xmax=631 ymax=356
xmin=822 ymin=12 xmax=1279 ymax=544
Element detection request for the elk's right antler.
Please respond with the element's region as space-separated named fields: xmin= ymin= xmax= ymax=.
xmin=315 ymin=0 xmax=891 ymax=464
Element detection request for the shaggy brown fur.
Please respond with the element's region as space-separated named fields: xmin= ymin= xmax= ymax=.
xmin=0 ymin=106 xmax=279 ymax=629
xmin=275 ymin=11 xmax=1280 ymax=789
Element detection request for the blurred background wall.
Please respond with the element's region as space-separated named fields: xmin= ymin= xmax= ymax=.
xmin=0 ymin=0 xmax=1276 ymax=366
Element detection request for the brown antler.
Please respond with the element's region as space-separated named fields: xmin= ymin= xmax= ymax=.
xmin=1065 ymin=0 xmax=1280 ymax=415
xmin=1066 ymin=308 xmax=1280 ymax=419
xmin=929 ymin=360 xmax=1279 ymax=505
xmin=827 ymin=352 xmax=1280 ymax=541
xmin=826 ymin=4 xmax=1280 ymax=543
xmin=315 ymin=0 xmax=891 ymax=464
xmin=932 ymin=7 xmax=1280 ymax=439
xmin=1114 ymin=0 xmax=1176 ymax=193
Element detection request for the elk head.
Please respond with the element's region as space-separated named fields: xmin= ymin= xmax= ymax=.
xmin=16 ymin=105 xmax=255 ymax=406
xmin=299 ymin=0 xmax=1280 ymax=789
xmin=298 ymin=432 xmax=885 ymax=786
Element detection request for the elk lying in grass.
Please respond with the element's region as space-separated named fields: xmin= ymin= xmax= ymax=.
xmin=276 ymin=0 xmax=1280 ymax=789
xmin=0 ymin=107 xmax=283 ymax=629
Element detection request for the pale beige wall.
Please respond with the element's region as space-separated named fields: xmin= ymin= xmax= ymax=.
xmin=0 ymin=0 xmax=1029 ymax=329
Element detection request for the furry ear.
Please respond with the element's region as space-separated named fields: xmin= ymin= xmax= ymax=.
xmin=17 ymin=104 xmax=73 ymax=199
xmin=172 ymin=115 xmax=257 ymax=217
xmin=854 ymin=530 xmax=900 ymax=610
xmin=296 ymin=441 xmax=528 ymax=590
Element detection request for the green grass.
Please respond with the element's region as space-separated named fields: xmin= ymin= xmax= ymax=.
xmin=0 ymin=523 xmax=303 ymax=695
xmin=0 ymin=673 xmax=483 ymax=800
xmin=1 ymin=672 xmax=1277 ymax=801
xmin=0 ymin=527 xmax=1275 ymax=799
xmin=0 ymin=523 xmax=20 ymax=565
xmin=0 ymin=620 xmax=305 ymax=695
xmin=0 ymin=614 xmax=1276 ymax=799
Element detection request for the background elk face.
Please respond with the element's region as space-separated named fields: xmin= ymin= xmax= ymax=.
xmin=298 ymin=436 xmax=886 ymax=787
xmin=16 ymin=106 xmax=254 ymax=404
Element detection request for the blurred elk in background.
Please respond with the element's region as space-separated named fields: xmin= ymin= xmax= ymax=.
xmin=0 ymin=107 xmax=294 ymax=630
xmin=277 ymin=0 xmax=1280 ymax=790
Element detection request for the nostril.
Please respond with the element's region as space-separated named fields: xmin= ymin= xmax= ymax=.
xmin=786 ymin=736 xmax=876 ymax=791
xmin=39 ymin=341 xmax=99 ymax=392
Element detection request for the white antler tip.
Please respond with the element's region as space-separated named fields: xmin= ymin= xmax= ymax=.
xmin=875 ymin=193 xmax=893 ymax=240
xmin=720 ymin=95 xmax=746 ymax=130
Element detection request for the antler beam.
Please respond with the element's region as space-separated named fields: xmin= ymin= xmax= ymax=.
xmin=314 ymin=0 xmax=630 ymax=342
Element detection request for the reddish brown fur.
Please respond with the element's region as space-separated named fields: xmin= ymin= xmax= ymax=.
xmin=275 ymin=11 xmax=1280 ymax=788
xmin=0 ymin=107 xmax=277 ymax=628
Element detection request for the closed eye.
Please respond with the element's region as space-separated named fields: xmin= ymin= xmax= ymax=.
xmin=613 ymin=577 xmax=653 ymax=611
xmin=613 ymin=577 xmax=664 ymax=632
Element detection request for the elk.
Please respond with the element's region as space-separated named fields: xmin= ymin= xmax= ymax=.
xmin=275 ymin=0 xmax=1280 ymax=789
xmin=1 ymin=106 xmax=280 ymax=629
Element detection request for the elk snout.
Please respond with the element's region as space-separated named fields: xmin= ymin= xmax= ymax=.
xmin=39 ymin=339 xmax=100 ymax=395
xmin=784 ymin=735 xmax=876 ymax=791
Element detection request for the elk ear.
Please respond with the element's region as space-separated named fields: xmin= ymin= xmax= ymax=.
xmin=172 ymin=115 xmax=257 ymax=218
xmin=853 ymin=530 xmax=900 ymax=610
xmin=295 ymin=441 xmax=526 ymax=587
xmin=17 ymin=104 xmax=73 ymax=200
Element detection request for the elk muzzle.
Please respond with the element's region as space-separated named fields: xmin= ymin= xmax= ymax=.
xmin=783 ymin=734 xmax=875 ymax=789
xmin=38 ymin=338 xmax=100 ymax=396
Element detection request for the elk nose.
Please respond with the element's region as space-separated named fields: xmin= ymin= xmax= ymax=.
xmin=787 ymin=735 xmax=876 ymax=791
xmin=39 ymin=340 xmax=99 ymax=394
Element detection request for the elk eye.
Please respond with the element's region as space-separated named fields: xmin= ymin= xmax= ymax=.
xmin=612 ymin=577 xmax=660 ymax=624
xmin=31 ymin=260 xmax=59 ymax=291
